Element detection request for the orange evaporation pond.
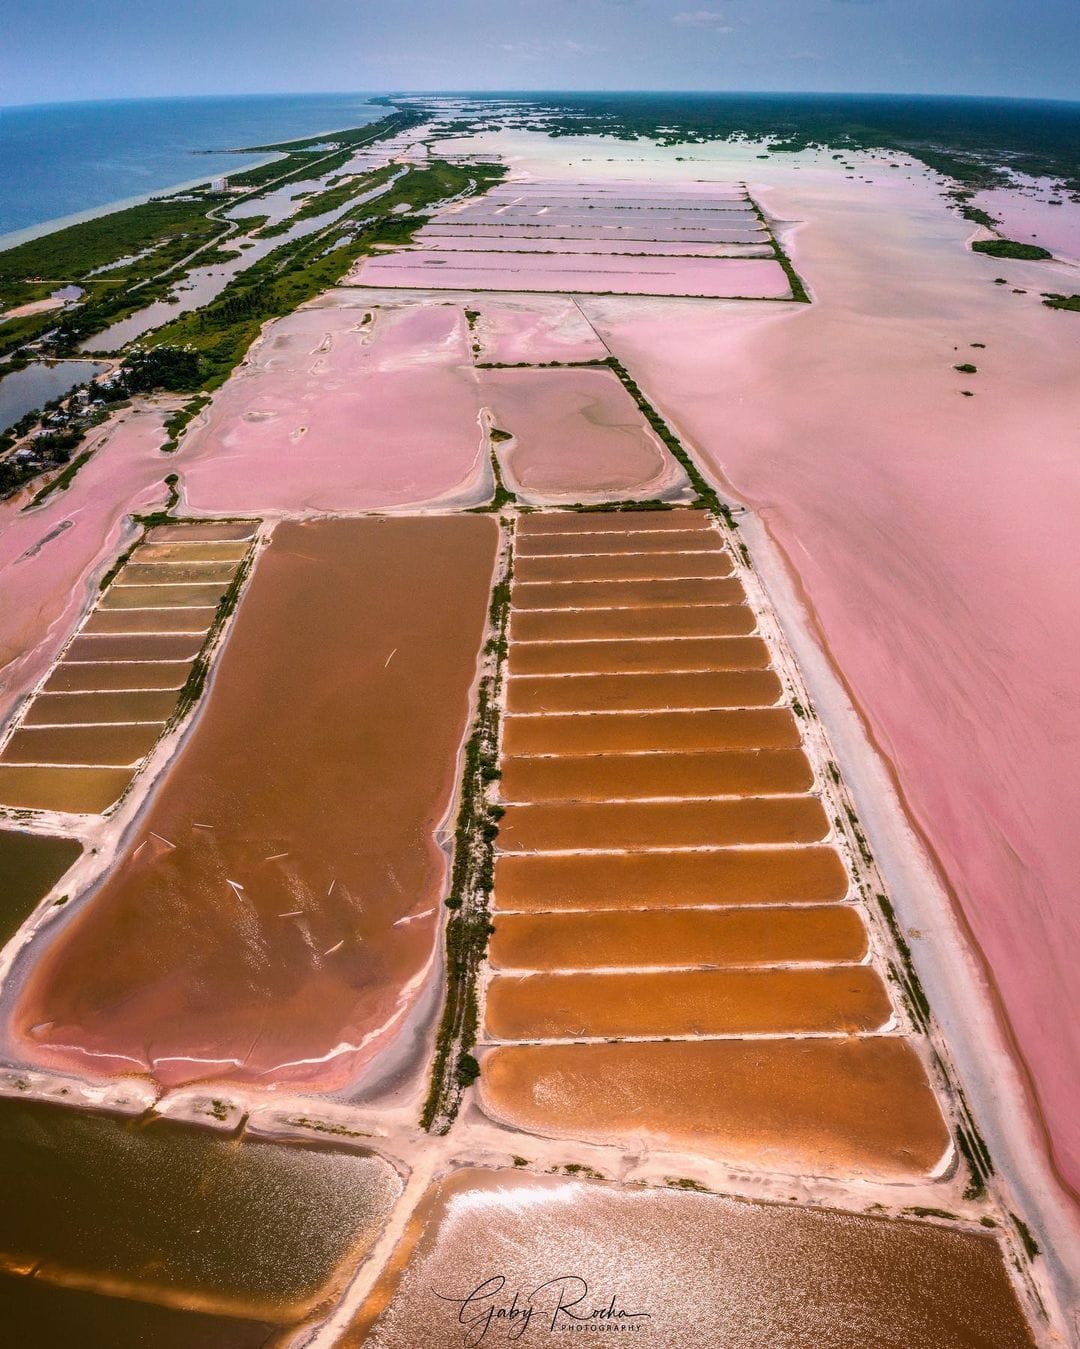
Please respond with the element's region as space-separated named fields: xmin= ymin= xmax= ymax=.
xmin=0 ymin=828 xmax=81 ymax=947
xmin=512 ymin=604 xmax=754 ymax=641
xmin=493 ymin=847 xmax=848 ymax=910
xmin=349 ymin=1169 xmax=1033 ymax=1348
xmin=511 ymin=576 xmax=747 ymax=609
xmin=498 ymin=797 xmax=830 ymax=852
xmin=42 ymin=661 xmax=188 ymax=693
xmin=120 ymin=561 xmax=238 ymax=585
xmin=489 ymin=905 xmax=867 ymax=969
xmin=0 ymin=764 xmax=133 ymax=814
xmin=502 ymin=708 xmax=801 ymax=756
xmin=517 ymin=528 xmax=720 ymax=557
xmin=12 ymin=517 xmax=497 ymax=1091
xmin=516 ymin=552 xmax=733 ymax=583
xmin=500 ymin=749 xmax=813 ymax=801
xmin=1 ymin=722 xmax=163 ymax=766
xmin=507 ymin=636 xmax=769 ymax=675
xmin=21 ymin=690 xmax=178 ymax=725
xmin=66 ymin=633 xmax=205 ymax=662
xmin=81 ymin=607 xmax=217 ymax=634
xmin=483 ymin=966 xmax=891 ymax=1038
xmin=480 ymin=1038 xmax=950 ymax=1179
xmin=506 ymin=670 xmax=781 ymax=713
xmin=518 ymin=509 xmax=709 ymax=534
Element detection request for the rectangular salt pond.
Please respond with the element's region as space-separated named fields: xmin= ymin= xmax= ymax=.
xmin=0 ymin=828 xmax=80 ymax=946
xmin=510 ymin=578 xmax=748 ymax=610
xmin=493 ymin=847 xmax=849 ymax=909
xmin=505 ymin=670 xmax=782 ymax=713
xmin=350 ymin=1169 xmax=1033 ymax=1347
xmin=497 ymin=797 xmax=830 ymax=852
xmin=501 ymin=708 xmax=800 ymax=756
xmin=353 ymin=253 xmax=792 ymax=299
xmin=483 ymin=965 xmax=892 ymax=1038
xmin=514 ymin=551 xmax=735 ymax=582
xmin=499 ymin=748 xmax=813 ymax=800
xmin=510 ymin=604 xmax=757 ymax=640
xmin=479 ymin=1039 xmax=951 ymax=1179
xmin=506 ymin=636 xmax=770 ymax=675
xmin=489 ymin=905 xmax=867 ymax=969
xmin=0 ymin=1096 xmax=401 ymax=1327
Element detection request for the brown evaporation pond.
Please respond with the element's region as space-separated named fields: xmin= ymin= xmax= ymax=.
xmin=12 ymin=517 xmax=497 ymax=1090
xmin=484 ymin=966 xmax=891 ymax=1038
xmin=502 ymin=708 xmax=801 ymax=755
xmin=516 ymin=552 xmax=733 ymax=583
xmin=81 ymin=607 xmax=217 ymax=634
xmin=22 ymin=690 xmax=178 ymax=725
xmin=42 ymin=661 xmax=188 ymax=693
xmin=120 ymin=562 xmax=238 ymax=585
xmin=511 ymin=576 xmax=747 ymax=609
xmin=137 ymin=542 xmax=251 ymax=563
xmin=99 ymin=584 xmax=227 ymax=610
xmin=498 ymin=797 xmax=830 ymax=852
xmin=0 ymin=1096 xmax=401 ymax=1332
xmin=1 ymin=722 xmax=163 ymax=766
xmin=145 ymin=522 xmax=257 ymax=543
xmin=0 ymin=829 xmax=80 ymax=946
xmin=480 ymin=1038 xmax=951 ymax=1179
xmin=512 ymin=604 xmax=754 ymax=641
xmin=494 ymin=847 xmax=848 ymax=910
xmin=0 ymin=764 xmax=132 ymax=814
xmin=66 ymin=632 xmax=205 ymax=662
xmin=507 ymin=636 xmax=770 ymax=675
xmin=506 ymin=670 xmax=781 ymax=713
xmin=349 ymin=1169 xmax=1034 ymax=1348
xmin=518 ymin=509 xmax=709 ymax=534
xmin=500 ymin=748 xmax=813 ymax=801
xmin=489 ymin=905 xmax=867 ymax=969
xmin=517 ymin=528 xmax=720 ymax=557
xmin=0 ymin=1273 xmax=278 ymax=1349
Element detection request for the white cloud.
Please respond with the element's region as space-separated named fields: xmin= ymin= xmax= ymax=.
xmin=672 ymin=10 xmax=733 ymax=30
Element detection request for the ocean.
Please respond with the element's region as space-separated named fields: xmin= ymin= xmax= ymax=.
xmin=0 ymin=93 xmax=385 ymax=245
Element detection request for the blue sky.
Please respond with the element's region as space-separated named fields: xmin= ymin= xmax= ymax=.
xmin=4 ymin=0 xmax=1078 ymax=106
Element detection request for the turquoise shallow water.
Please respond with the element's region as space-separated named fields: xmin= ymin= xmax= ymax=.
xmin=0 ymin=93 xmax=383 ymax=242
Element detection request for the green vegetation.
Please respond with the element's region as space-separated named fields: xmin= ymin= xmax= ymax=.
xmin=954 ymin=363 xmax=978 ymax=374
xmin=421 ymin=530 xmax=514 ymax=1134
xmin=207 ymin=1100 xmax=229 ymax=1122
xmin=143 ymin=159 xmax=504 ymax=396
xmin=488 ymin=427 xmax=513 ymax=444
xmin=666 ymin=1177 xmax=710 ymax=1192
xmin=972 ymin=239 xmax=1052 ymax=261
xmin=1011 ymin=1213 xmax=1040 ymax=1260
xmin=875 ymin=892 xmax=931 ymax=1030
xmin=287 ymin=1116 xmax=372 ymax=1139
xmin=746 ymin=195 xmax=810 ymax=303
xmin=1043 ymin=292 xmax=1080 ymax=312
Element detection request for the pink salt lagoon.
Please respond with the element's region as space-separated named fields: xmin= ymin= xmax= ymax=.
xmin=578 ymin=155 xmax=1080 ymax=1200
xmin=421 ymin=221 xmax=766 ymax=243
xmin=465 ymin=295 xmax=607 ymax=364
xmin=479 ymin=366 xmax=687 ymax=502
xmin=413 ymin=232 xmax=771 ymax=257
xmin=352 ymin=251 xmax=791 ymax=299
xmin=179 ymin=299 xmax=487 ymax=513
xmin=0 ymin=406 xmax=174 ymax=726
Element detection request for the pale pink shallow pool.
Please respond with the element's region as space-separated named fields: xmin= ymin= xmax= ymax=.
xmin=412 ymin=232 xmax=770 ymax=257
xmin=467 ymin=296 xmax=608 ymax=363
xmin=0 ymin=408 xmax=173 ymax=725
xmin=479 ymin=366 xmax=685 ymax=501
xmin=971 ymin=176 xmax=1080 ymax=262
xmin=421 ymin=222 xmax=766 ymax=243
xmin=352 ymin=252 xmax=791 ymax=299
xmin=452 ymin=207 xmax=763 ymax=230
xmin=582 ymin=161 xmax=1080 ymax=1193
xmin=180 ymin=300 xmax=487 ymax=513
